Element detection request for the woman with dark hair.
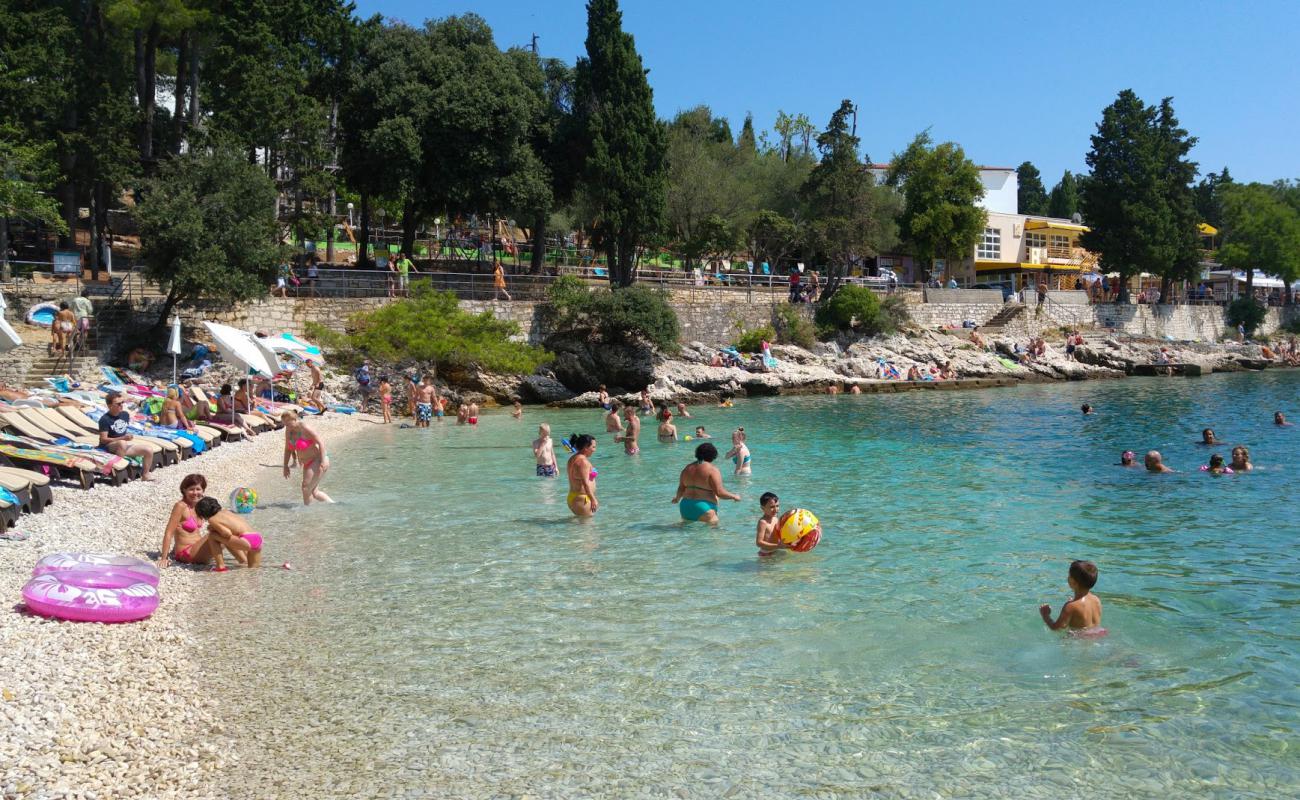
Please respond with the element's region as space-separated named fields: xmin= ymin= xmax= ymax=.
xmin=673 ymin=442 xmax=741 ymax=524
xmin=159 ymin=474 xmax=249 ymax=567
xmin=566 ymin=433 xmax=599 ymax=517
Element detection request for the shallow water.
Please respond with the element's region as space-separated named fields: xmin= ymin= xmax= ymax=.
xmin=200 ymin=373 xmax=1300 ymax=799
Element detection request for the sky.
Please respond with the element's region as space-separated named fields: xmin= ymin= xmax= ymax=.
xmin=353 ymin=0 xmax=1300 ymax=186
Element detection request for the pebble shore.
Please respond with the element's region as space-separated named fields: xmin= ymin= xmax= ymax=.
xmin=0 ymin=413 xmax=371 ymax=800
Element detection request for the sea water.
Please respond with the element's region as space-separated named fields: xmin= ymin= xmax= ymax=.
xmin=200 ymin=372 xmax=1300 ymax=799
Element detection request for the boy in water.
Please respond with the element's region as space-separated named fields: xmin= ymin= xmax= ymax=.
xmin=755 ymin=492 xmax=787 ymax=557
xmin=532 ymin=423 xmax=557 ymax=477
xmin=1039 ymin=560 xmax=1103 ymax=632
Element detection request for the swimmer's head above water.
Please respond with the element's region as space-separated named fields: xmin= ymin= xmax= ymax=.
xmin=759 ymin=492 xmax=779 ymax=514
xmin=1201 ymin=428 xmax=1217 ymax=444
xmin=568 ymin=433 xmax=596 ymax=455
xmin=1119 ymin=450 xmax=1135 ymax=466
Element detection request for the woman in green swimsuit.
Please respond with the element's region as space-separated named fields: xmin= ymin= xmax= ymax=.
xmin=673 ymin=442 xmax=741 ymax=524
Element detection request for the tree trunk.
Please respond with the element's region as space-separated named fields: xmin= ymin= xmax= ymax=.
xmin=1245 ymin=267 xmax=1254 ymax=295
xmin=155 ymin=286 xmax=182 ymax=331
xmin=88 ymin=183 xmax=100 ymax=277
xmin=401 ymin=198 xmax=416 ymax=258
xmin=325 ymin=190 xmax=336 ymax=266
xmin=1116 ymin=270 xmax=1130 ymax=304
xmin=134 ymin=28 xmax=147 ymax=154
xmin=188 ymin=39 xmax=200 ymax=125
xmin=1 ymin=216 xmax=10 ymax=282
xmin=1159 ymin=275 xmax=1171 ymax=305
xmin=530 ymin=213 xmax=546 ymax=274
xmin=358 ymin=193 xmax=371 ymax=269
xmin=138 ymin=23 xmax=160 ymax=172
xmin=94 ymin=181 xmax=110 ymax=282
xmin=172 ymin=30 xmax=189 ymax=154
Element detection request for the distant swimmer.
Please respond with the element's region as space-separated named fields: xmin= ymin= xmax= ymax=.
xmin=1118 ymin=449 xmax=1137 ymax=467
xmin=657 ymin=409 xmax=678 ymax=442
xmin=1144 ymin=450 xmax=1174 ymax=473
xmin=754 ymin=492 xmax=788 ymax=556
xmin=1201 ymin=453 xmax=1233 ymax=475
xmin=849 ymin=384 xmax=861 ymax=394
xmin=511 ymin=399 xmax=523 ymax=419
xmin=1199 ymin=428 xmax=1222 ymax=445
xmin=693 ymin=426 xmax=710 ymax=439
xmin=1275 ymin=411 xmax=1292 ymax=427
xmin=725 ymin=427 xmax=751 ymax=476
xmin=533 ymin=423 xmax=558 ymax=477
xmin=1039 ymin=559 xmax=1104 ymax=635
xmin=598 ymin=385 xmax=611 ymax=410
xmin=1230 ymin=445 xmax=1253 ymax=472
xmin=675 ymin=401 xmax=692 ymax=418
xmin=672 ymin=442 xmax=741 ymax=524
xmin=565 ymin=433 xmax=599 ymax=517
xmin=616 ymin=405 xmax=640 ymax=455
xmin=605 ymin=402 xmax=624 ymax=434
xmin=639 ymin=387 xmax=654 ymax=416
xmin=1081 ymin=403 xmax=1093 ymax=415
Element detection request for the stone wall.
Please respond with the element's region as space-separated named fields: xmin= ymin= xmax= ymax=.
xmin=907 ymin=303 xmax=1005 ymax=329
xmin=1014 ymin=303 xmax=1297 ymax=341
xmin=922 ymin=288 xmax=1005 ymax=305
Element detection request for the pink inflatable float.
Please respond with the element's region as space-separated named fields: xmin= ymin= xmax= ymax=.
xmin=22 ymin=552 xmax=160 ymax=623
xmin=31 ymin=552 xmax=159 ymax=586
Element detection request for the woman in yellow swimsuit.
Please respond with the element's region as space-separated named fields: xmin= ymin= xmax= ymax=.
xmin=566 ymin=433 xmax=599 ymax=517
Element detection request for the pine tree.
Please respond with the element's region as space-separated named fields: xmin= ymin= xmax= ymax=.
xmin=737 ymin=113 xmax=757 ymax=156
xmin=1016 ymin=161 xmax=1047 ymax=215
xmin=574 ymin=0 xmax=667 ymax=287
xmin=1153 ymin=98 xmax=1201 ymax=298
xmin=1047 ymin=170 xmax=1079 ymax=219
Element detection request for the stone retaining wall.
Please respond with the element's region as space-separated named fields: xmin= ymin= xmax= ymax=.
xmin=908 ymin=303 xmax=1005 ymax=329
xmin=1013 ymin=303 xmax=1296 ymax=340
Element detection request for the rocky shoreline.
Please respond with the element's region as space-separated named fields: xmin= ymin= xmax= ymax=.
xmin=0 ymin=412 xmax=372 ymax=800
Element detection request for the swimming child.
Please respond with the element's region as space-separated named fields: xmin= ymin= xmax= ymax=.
xmin=378 ymin=376 xmax=393 ymax=424
xmin=1118 ymin=450 xmax=1137 ymax=467
xmin=1274 ymin=411 xmax=1292 ymax=427
xmin=194 ymin=496 xmax=263 ymax=570
xmin=675 ymin=401 xmax=692 ymax=418
xmin=725 ymin=427 xmax=751 ymax=476
xmin=717 ymin=395 xmax=734 ymax=408
xmin=754 ymin=492 xmax=787 ymax=556
xmin=565 ymin=434 xmax=599 ymax=517
xmin=533 ymin=423 xmax=558 ymax=477
xmin=1201 ymin=453 xmax=1233 ymax=475
xmin=1199 ymin=427 xmax=1222 ymax=445
xmin=1081 ymin=403 xmax=1093 ymax=415
xmin=1039 ymin=560 xmax=1103 ymax=634
xmin=512 ymin=399 xmax=523 ymax=419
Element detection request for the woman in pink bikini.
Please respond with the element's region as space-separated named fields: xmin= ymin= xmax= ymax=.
xmin=282 ymin=410 xmax=334 ymax=505
xmin=159 ymin=474 xmax=256 ymax=568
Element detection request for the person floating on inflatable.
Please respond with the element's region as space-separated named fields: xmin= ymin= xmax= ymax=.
xmin=755 ymin=493 xmax=822 ymax=555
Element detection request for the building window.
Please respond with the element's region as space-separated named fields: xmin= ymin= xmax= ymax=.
xmin=977 ymin=227 xmax=1001 ymax=260
xmin=1025 ymin=232 xmax=1046 ymax=250
xmin=1050 ymin=234 xmax=1070 ymax=252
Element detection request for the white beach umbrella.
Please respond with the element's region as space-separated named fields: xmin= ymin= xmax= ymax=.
xmin=264 ymin=332 xmax=325 ymax=363
xmin=202 ymin=321 xmax=279 ymax=378
xmin=166 ymin=316 xmax=183 ymax=384
xmin=0 ymin=291 xmax=21 ymax=354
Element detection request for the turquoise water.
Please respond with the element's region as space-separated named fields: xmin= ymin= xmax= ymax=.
xmin=204 ymin=373 xmax=1300 ymax=799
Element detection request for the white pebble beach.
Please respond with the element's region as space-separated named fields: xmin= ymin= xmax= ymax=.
xmin=0 ymin=412 xmax=372 ymax=800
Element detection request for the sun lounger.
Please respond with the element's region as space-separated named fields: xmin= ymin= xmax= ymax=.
xmin=0 ymin=416 xmax=137 ymax=483
xmin=190 ymin=387 xmax=257 ymax=437
xmin=14 ymin=408 xmax=177 ymax=468
xmin=0 ymin=460 xmax=53 ymax=512
xmin=0 ymin=490 xmax=21 ymax=528
xmin=64 ymin=405 xmax=212 ymax=454
xmin=0 ymin=443 xmax=100 ymax=489
xmin=0 ymin=469 xmax=35 ymax=514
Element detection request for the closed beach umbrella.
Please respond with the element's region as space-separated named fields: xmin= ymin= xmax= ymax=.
xmin=167 ymin=316 xmax=183 ymax=384
xmin=0 ymin=291 xmax=22 ymax=354
xmin=202 ymin=321 xmax=279 ymax=378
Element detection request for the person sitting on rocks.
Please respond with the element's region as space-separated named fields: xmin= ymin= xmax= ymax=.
xmin=939 ymin=362 xmax=956 ymax=380
xmin=969 ymin=326 xmax=987 ymax=349
xmin=906 ymin=365 xmax=922 ymax=381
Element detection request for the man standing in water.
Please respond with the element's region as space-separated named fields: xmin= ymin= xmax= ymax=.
xmin=414 ymin=375 xmax=437 ymax=428
xmin=616 ymin=405 xmax=640 ymax=455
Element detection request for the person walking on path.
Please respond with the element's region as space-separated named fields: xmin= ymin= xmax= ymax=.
xmin=391 ymin=251 xmax=418 ymax=296
xmin=69 ymin=293 xmax=93 ymax=350
xmin=493 ymin=258 xmax=512 ymax=301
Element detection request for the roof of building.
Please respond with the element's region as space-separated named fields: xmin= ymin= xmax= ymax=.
xmin=867 ymin=163 xmax=1016 ymax=172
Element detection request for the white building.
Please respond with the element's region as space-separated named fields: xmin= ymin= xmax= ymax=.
xmin=867 ymin=164 xmax=1019 ymax=215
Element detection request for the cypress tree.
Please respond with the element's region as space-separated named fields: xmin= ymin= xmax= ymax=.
xmin=1016 ymin=161 xmax=1047 ymax=215
xmin=1047 ymin=170 xmax=1079 ymax=219
xmin=574 ymin=0 xmax=666 ymax=287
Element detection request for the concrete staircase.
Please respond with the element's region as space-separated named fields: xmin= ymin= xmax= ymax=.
xmin=979 ymin=303 xmax=1026 ymax=336
xmin=23 ymin=350 xmax=104 ymax=388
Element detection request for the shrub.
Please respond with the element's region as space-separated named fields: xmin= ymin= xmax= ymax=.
xmin=814 ymin=284 xmax=892 ymax=337
xmin=326 ymin=281 xmax=550 ymax=374
xmin=881 ymin=293 xmax=912 ymax=331
xmin=543 ymin=276 xmax=680 ymax=351
xmin=774 ymin=304 xmax=816 ymax=349
xmin=1226 ymin=297 xmax=1267 ymax=336
xmin=734 ymin=325 xmax=776 ymax=353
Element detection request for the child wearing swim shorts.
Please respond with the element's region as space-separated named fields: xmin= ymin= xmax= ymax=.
xmin=533 ymin=423 xmax=557 ymax=477
xmin=1039 ymin=560 xmax=1103 ymax=633
xmin=755 ymin=492 xmax=786 ymax=557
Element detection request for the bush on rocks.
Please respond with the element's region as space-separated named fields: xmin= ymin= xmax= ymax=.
xmin=543 ymin=276 xmax=680 ymax=352
xmin=313 ymin=282 xmax=551 ymax=374
xmin=775 ymin=304 xmax=816 ymax=349
xmin=734 ymin=325 xmax=776 ymax=352
xmin=814 ymin=284 xmax=895 ymax=338
xmin=1226 ymin=297 xmax=1267 ymax=336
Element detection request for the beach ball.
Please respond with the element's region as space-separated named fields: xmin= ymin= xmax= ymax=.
xmin=778 ymin=508 xmax=820 ymax=551
xmin=684 ymin=435 xmax=693 ymax=441
xmin=230 ymin=487 xmax=259 ymax=514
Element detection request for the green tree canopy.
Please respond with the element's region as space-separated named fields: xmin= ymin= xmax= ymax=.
xmin=1219 ymin=182 xmax=1300 ymax=297
xmin=574 ymin=0 xmax=667 ymax=286
xmin=1079 ymin=90 xmax=1198 ymax=302
xmin=136 ymin=144 xmax=281 ymax=326
xmin=1047 ymin=170 xmax=1079 ymax=219
xmin=800 ymin=100 xmax=899 ymax=293
xmin=1193 ymin=167 xmax=1233 ymax=230
xmin=1016 ymin=161 xmax=1048 ymax=215
xmin=887 ymin=132 xmax=985 ymax=281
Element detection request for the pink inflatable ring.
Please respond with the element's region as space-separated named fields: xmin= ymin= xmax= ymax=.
xmin=22 ymin=572 xmax=159 ymax=623
xmin=32 ymin=552 xmax=159 ymax=586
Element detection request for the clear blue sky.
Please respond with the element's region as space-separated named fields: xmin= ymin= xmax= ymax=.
xmin=354 ymin=0 xmax=1299 ymax=185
